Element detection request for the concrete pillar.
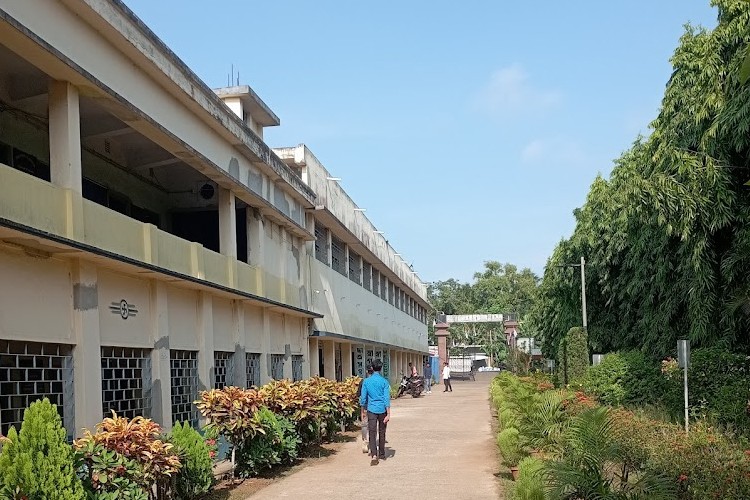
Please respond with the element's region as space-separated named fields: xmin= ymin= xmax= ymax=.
xmin=326 ymin=229 xmax=332 ymax=267
xmin=71 ymin=260 xmax=102 ymax=435
xmin=150 ymin=281 xmax=172 ymax=430
xmin=218 ymin=188 xmax=237 ymax=258
xmin=246 ymin=208 xmax=264 ymax=294
xmin=323 ymin=340 xmax=336 ymax=380
xmin=342 ymin=343 xmax=353 ymax=378
xmin=435 ymin=322 xmax=450 ymax=370
xmin=232 ymin=300 xmax=246 ymax=387
xmin=260 ymin=308 xmax=272 ymax=385
xmin=48 ymin=81 xmax=82 ymax=193
xmin=283 ymin=315 xmax=293 ymax=380
xmin=197 ymin=292 xmax=214 ymax=397
xmin=309 ymin=337 xmax=319 ymax=377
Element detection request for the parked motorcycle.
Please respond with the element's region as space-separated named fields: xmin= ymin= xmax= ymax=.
xmin=396 ymin=374 xmax=424 ymax=398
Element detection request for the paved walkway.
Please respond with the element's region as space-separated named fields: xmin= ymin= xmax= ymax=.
xmin=249 ymin=373 xmax=501 ymax=499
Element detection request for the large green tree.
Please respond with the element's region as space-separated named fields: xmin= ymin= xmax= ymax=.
xmin=531 ymin=0 xmax=750 ymax=358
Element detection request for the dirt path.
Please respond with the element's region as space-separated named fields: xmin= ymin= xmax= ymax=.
xmin=247 ymin=372 xmax=501 ymax=499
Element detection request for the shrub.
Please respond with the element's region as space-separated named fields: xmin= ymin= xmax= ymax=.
xmin=74 ymin=412 xmax=181 ymax=496
xmin=498 ymin=408 xmax=520 ymax=431
xmin=0 ymin=398 xmax=84 ymax=499
xmin=511 ymin=457 xmax=546 ymax=500
xmin=619 ymin=350 xmax=666 ymax=406
xmin=516 ymin=390 xmax=569 ymax=454
xmin=557 ymin=327 xmax=589 ymax=385
xmin=582 ymin=352 xmax=628 ymax=406
xmin=169 ymin=422 xmax=213 ymax=498
xmin=497 ymin=427 xmax=523 ymax=466
xmin=75 ymin=440 xmax=148 ymax=499
xmin=234 ymin=408 xmax=300 ymax=477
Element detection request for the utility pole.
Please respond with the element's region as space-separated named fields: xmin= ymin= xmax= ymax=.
xmin=580 ymin=256 xmax=587 ymax=330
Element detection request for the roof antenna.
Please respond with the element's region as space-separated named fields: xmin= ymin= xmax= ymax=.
xmin=231 ymin=64 xmax=234 ymax=87
xmin=237 ymin=72 xmax=240 ymax=86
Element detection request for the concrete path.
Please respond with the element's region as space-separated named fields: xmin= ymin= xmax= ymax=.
xmin=249 ymin=373 xmax=501 ymax=499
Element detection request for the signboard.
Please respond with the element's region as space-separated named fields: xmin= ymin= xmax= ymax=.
xmin=677 ymin=339 xmax=690 ymax=368
xmin=444 ymin=314 xmax=504 ymax=324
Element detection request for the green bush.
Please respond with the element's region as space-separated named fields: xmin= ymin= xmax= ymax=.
xmin=75 ymin=441 xmax=147 ymax=499
xmin=618 ymin=350 xmax=665 ymax=406
xmin=0 ymin=398 xmax=84 ymax=499
xmin=235 ymin=408 xmax=300 ymax=477
xmin=498 ymin=408 xmax=520 ymax=431
xmin=511 ymin=457 xmax=546 ymax=500
xmin=557 ymin=327 xmax=589 ymax=385
xmin=582 ymin=352 xmax=628 ymax=406
xmin=169 ymin=422 xmax=213 ymax=498
xmin=496 ymin=427 xmax=523 ymax=467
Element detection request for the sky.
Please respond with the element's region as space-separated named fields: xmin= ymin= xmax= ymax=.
xmin=124 ymin=1 xmax=718 ymax=284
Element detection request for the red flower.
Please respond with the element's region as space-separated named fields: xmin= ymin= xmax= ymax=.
xmin=679 ymin=474 xmax=688 ymax=482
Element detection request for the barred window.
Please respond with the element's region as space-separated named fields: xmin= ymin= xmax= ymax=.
xmin=331 ymin=235 xmax=346 ymax=276
xmin=246 ymin=353 xmax=261 ymax=387
xmin=388 ymin=281 xmax=395 ymax=306
xmin=371 ymin=269 xmax=380 ymax=296
xmin=380 ymin=274 xmax=387 ymax=301
xmin=314 ymin=222 xmax=329 ymax=265
xmin=348 ymin=250 xmax=361 ymax=285
xmin=0 ymin=341 xmax=74 ymax=440
xmin=291 ymin=355 xmax=304 ymax=382
xmin=362 ymin=262 xmax=372 ymax=291
xmin=170 ymin=350 xmax=198 ymax=427
xmin=270 ymin=354 xmax=285 ymax=380
xmin=214 ymin=351 xmax=234 ymax=389
xmin=101 ymin=347 xmax=151 ymax=420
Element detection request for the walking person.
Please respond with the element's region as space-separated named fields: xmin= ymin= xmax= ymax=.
xmin=356 ymin=364 xmax=374 ymax=453
xmin=423 ymin=359 xmax=432 ymax=394
xmin=442 ymin=361 xmax=452 ymax=392
xmin=359 ymin=358 xmax=391 ymax=465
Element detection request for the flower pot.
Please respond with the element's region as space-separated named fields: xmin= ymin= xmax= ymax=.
xmin=510 ymin=466 xmax=520 ymax=481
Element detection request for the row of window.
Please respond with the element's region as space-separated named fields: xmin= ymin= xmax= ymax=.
xmin=314 ymin=223 xmax=428 ymax=324
xmin=0 ymin=341 xmax=303 ymax=437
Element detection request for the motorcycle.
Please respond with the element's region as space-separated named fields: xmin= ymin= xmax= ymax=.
xmin=396 ymin=374 xmax=424 ymax=398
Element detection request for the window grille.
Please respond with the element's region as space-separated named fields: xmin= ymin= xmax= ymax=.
xmin=246 ymin=353 xmax=261 ymax=387
xmin=348 ymin=251 xmax=361 ymax=285
xmin=380 ymin=274 xmax=387 ymax=301
xmin=170 ymin=350 xmax=198 ymax=427
xmin=363 ymin=262 xmax=372 ymax=291
xmin=270 ymin=354 xmax=285 ymax=380
xmin=371 ymin=269 xmax=380 ymax=296
xmin=383 ymin=351 xmax=390 ymax=378
xmin=214 ymin=351 xmax=234 ymax=389
xmin=389 ymin=282 xmax=395 ymax=306
xmin=330 ymin=235 xmax=346 ymax=276
xmin=0 ymin=341 xmax=73 ymax=440
xmin=401 ymin=290 xmax=407 ymax=312
xmin=355 ymin=346 xmax=365 ymax=377
xmin=101 ymin=346 xmax=151 ymax=420
xmin=314 ymin=222 xmax=329 ymax=265
xmin=291 ymin=355 xmax=304 ymax=382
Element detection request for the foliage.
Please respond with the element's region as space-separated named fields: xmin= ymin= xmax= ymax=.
xmin=511 ymin=457 xmax=547 ymax=500
xmin=234 ymin=408 xmax=299 ymax=477
xmin=544 ymin=407 xmax=675 ymax=500
xmin=497 ymin=427 xmax=523 ymax=467
xmin=557 ymin=327 xmax=588 ymax=385
xmin=195 ymin=386 xmax=266 ymax=449
xmin=516 ymin=390 xmax=570 ymax=454
xmin=582 ymin=353 xmax=628 ymax=406
xmin=74 ymin=412 xmax=180 ymax=497
xmin=168 ymin=422 xmax=213 ymax=498
xmin=0 ymin=398 xmax=84 ymax=499
xmin=530 ymin=0 xmax=750 ymax=360
xmin=75 ymin=440 xmax=148 ymax=499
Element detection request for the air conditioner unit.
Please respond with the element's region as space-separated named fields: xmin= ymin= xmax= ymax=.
xmin=195 ymin=181 xmax=218 ymax=202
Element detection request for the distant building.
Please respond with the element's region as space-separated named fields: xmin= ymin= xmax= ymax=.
xmin=0 ymin=0 xmax=427 ymax=439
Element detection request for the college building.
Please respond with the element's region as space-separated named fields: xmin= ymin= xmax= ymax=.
xmin=0 ymin=0 xmax=429 ymax=440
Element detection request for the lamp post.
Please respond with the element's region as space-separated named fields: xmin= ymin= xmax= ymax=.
xmin=557 ymin=256 xmax=588 ymax=330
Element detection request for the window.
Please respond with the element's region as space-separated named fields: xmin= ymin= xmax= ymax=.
xmin=388 ymin=282 xmax=395 ymax=306
xmin=246 ymin=353 xmax=261 ymax=387
xmin=331 ymin=236 xmax=346 ymax=276
xmin=371 ymin=269 xmax=380 ymax=296
xmin=314 ymin=222 xmax=329 ymax=265
xmin=291 ymin=355 xmax=304 ymax=382
xmin=363 ymin=262 xmax=372 ymax=291
xmin=170 ymin=350 xmax=198 ymax=427
xmin=0 ymin=341 xmax=73 ymax=440
xmin=214 ymin=351 xmax=234 ymax=389
xmin=348 ymin=250 xmax=361 ymax=285
xmin=270 ymin=354 xmax=285 ymax=380
xmin=101 ymin=347 xmax=151 ymax=420
xmin=380 ymin=274 xmax=387 ymax=301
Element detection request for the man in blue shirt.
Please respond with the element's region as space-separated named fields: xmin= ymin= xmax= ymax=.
xmin=359 ymin=358 xmax=391 ymax=464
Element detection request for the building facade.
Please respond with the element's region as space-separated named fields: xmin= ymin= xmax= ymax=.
xmin=0 ymin=0 xmax=428 ymax=440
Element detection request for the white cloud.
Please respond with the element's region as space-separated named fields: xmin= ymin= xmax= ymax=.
xmin=521 ymin=137 xmax=587 ymax=166
xmin=475 ymin=64 xmax=562 ymax=119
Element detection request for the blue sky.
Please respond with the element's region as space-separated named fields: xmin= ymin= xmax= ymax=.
xmin=125 ymin=1 xmax=717 ymax=284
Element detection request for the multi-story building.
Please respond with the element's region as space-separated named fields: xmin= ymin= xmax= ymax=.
xmin=0 ymin=0 xmax=428 ymax=440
